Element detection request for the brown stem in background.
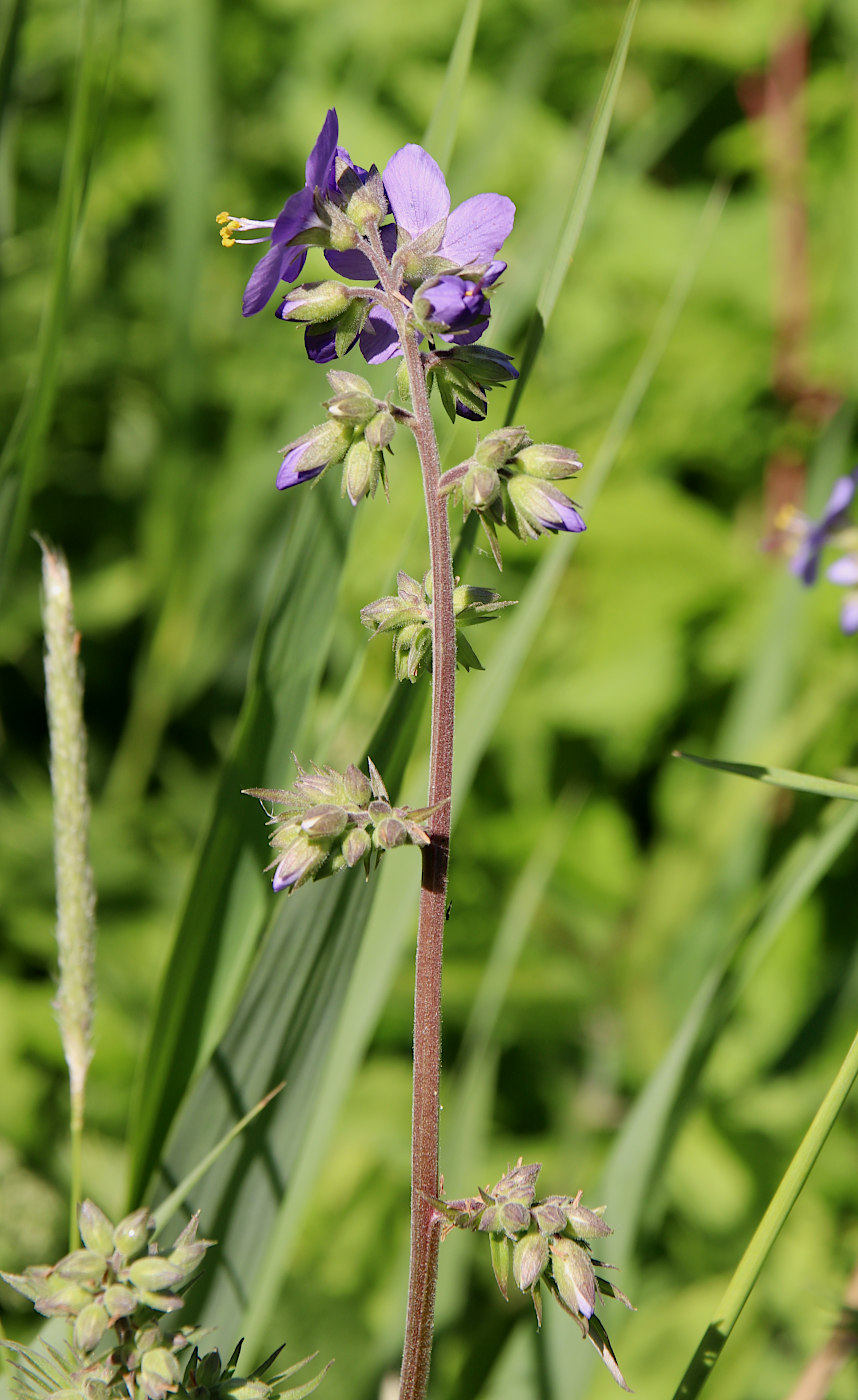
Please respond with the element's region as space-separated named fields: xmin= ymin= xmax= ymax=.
xmin=784 ymin=1258 xmax=858 ymax=1400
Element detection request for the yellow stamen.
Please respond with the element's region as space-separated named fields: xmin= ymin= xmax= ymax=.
xmin=221 ymin=235 xmax=236 ymax=248
xmin=216 ymin=211 xmax=232 ymax=225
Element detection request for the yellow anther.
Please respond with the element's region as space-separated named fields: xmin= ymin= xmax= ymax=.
xmin=216 ymin=211 xmax=232 ymax=225
xmin=221 ymin=236 xmax=236 ymax=248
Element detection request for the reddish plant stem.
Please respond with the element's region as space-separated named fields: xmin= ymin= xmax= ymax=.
xmin=364 ymin=227 xmax=456 ymax=1400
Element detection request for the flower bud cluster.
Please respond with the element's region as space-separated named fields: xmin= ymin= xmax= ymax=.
xmin=438 ymin=427 xmax=585 ymax=567
xmin=244 ymin=757 xmax=434 ymax=893
xmin=360 ymin=571 xmax=515 ymax=683
xmin=435 ymin=1160 xmax=633 ymax=1391
xmin=420 ymin=344 xmax=520 ymax=424
xmin=1 ymin=1201 xmax=212 ymax=1400
xmin=1 ymin=1204 xmax=331 ymax=1400
xmin=276 ymin=370 xmax=407 ymax=505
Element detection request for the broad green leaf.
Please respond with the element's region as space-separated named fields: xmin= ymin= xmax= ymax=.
xmin=675 ymin=750 xmax=858 ymax=803
xmin=128 ymin=480 xmax=357 ymax=1204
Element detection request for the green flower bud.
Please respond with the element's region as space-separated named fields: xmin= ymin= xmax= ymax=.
xmin=343 ymin=763 xmax=372 ymax=807
xmin=373 ymin=816 xmax=407 ymax=850
xmin=277 ymin=282 xmax=350 ymax=324
xmin=531 ymin=1199 xmax=567 ymax=1235
xmin=365 ymin=409 xmax=396 ymax=451
xmin=342 ymin=827 xmax=372 ymax=867
xmin=35 ymin=1279 xmax=93 ymax=1316
xmin=474 ymin=427 xmax=531 ymax=469
xmin=562 ymin=1197 xmax=612 ymax=1239
xmin=513 ymin=443 xmax=582 ymax=480
xmin=74 ymin=1301 xmax=110 ymax=1353
xmin=513 ymin=1230 xmax=549 ymax=1293
xmin=492 ymin=1160 xmax=541 ymax=1206
xmin=113 ymin=1209 xmax=155 ymax=1261
xmin=342 ymin=438 xmax=382 ymax=505
xmin=300 ymin=804 xmax=349 ymax=838
xmin=54 ymin=1249 xmax=107 ymax=1284
xmin=345 ymin=178 xmax=387 ymax=235
xmin=104 ymin=1282 xmax=138 ymax=1318
xmin=125 ymin=1256 xmax=185 ymax=1292
xmin=134 ymin=1288 xmax=183 ymax=1313
xmin=463 ymin=464 xmax=500 ymax=515
xmin=140 ymin=1347 xmax=181 ymax=1400
xmin=78 ymin=1200 xmax=115 ymax=1257
xmin=489 ymin=1233 xmax=511 ymax=1300
xmin=325 ymin=391 xmax=378 ymax=424
xmin=270 ymin=830 xmax=329 ymax=893
xmin=549 ymin=1237 xmax=596 ymax=1319
xmin=327 ymin=370 xmax=372 ymax=397
xmin=368 ymin=800 xmax=392 ymax=822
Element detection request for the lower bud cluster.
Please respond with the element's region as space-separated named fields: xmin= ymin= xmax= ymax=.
xmin=360 ymin=570 xmax=516 ymax=682
xmin=435 ymin=1160 xmax=633 ymax=1391
xmin=276 ymin=369 xmax=409 ymax=505
xmin=244 ymin=757 xmax=433 ymax=893
xmin=438 ymin=426 xmax=585 ymax=566
xmin=1 ymin=1201 xmax=330 ymax=1400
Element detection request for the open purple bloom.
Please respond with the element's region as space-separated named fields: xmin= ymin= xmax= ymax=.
xmin=383 ymin=145 xmax=515 ymax=268
xmin=219 ymin=110 xmax=371 ymax=317
xmin=788 ymin=468 xmax=858 ymax=585
xmin=415 ymin=275 xmax=490 ymax=336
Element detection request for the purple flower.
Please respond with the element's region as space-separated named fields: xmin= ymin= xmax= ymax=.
xmin=383 ymin=144 xmax=514 ymax=267
xmin=506 ymin=476 xmax=586 ymax=540
xmin=788 ymin=469 xmax=858 ymax=585
xmin=276 ymin=441 xmax=327 ymax=491
xmin=218 ymin=110 xmax=369 ymax=317
xmin=826 ymin=553 xmax=858 ymax=634
xmin=414 ymin=275 xmax=490 ymax=336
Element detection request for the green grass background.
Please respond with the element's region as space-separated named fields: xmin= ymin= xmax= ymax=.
xmin=1 ymin=1 xmax=858 ymax=1397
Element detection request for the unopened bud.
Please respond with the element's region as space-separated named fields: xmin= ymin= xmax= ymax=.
xmin=463 ymin=464 xmax=500 ymax=514
xmin=113 ymin=1208 xmax=155 ymax=1261
xmin=474 ymin=427 xmax=531 ymax=469
xmin=74 ymin=1301 xmax=110 ymax=1354
xmin=513 ymin=443 xmax=582 ymax=480
xmin=342 ymin=827 xmax=372 ymax=867
xmin=343 ymin=763 xmax=372 ymax=806
xmin=276 ymin=282 xmax=350 ymax=323
xmin=140 ymin=1347 xmax=182 ymax=1400
xmin=125 ymin=1256 xmax=185 ymax=1292
xmin=78 ymin=1200 xmax=114 ymax=1257
xmin=365 ymin=409 xmax=396 ymax=451
xmin=300 ymin=804 xmax=349 ymax=838
xmin=373 ymin=816 xmax=407 ymax=850
xmin=343 ymin=438 xmax=381 ymax=505
xmin=513 ymin=1230 xmax=549 ymax=1292
xmin=549 ymin=1237 xmax=596 ymax=1319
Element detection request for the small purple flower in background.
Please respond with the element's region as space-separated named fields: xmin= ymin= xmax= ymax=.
xmin=784 ymin=468 xmax=858 ymax=585
xmin=826 ymin=554 xmax=858 ymax=634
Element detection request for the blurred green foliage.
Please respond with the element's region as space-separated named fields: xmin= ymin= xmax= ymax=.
xmin=2 ymin=0 xmax=858 ymax=1398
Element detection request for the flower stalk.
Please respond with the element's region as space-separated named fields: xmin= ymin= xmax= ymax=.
xmin=365 ymin=222 xmax=455 ymax=1400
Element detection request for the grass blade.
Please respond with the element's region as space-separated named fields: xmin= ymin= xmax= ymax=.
xmin=421 ymin=0 xmax=483 ymax=169
xmin=675 ymin=751 xmax=858 ymax=802
xmin=670 ymin=1023 xmax=858 ymax=1400
xmin=507 ymin=0 xmax=639 ymax=419
xmin=127 ymin=480 xmax=355 ymax=1205
xmin=0 ymin=0 xmax=97 ymax=592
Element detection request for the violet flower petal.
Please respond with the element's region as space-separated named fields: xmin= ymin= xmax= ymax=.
xmin=305 ymin=108 xmax=339 ymax=190
xmin=276 ymin=441 xmax=326 ymax=490
xmin=841 ymin=595 xmax=858 ymax=635
xmin=383 ymin=144 xmax=450 ymax=237
xmin=439 ymin=192 xmax=515 ymax=265
xmin=827 ymin=554 xmax=858 ymax=587
xmin=360 ymin=306 xmax=402 ymax=364
xmin=243 ymin=245 xmax=307 ymax=317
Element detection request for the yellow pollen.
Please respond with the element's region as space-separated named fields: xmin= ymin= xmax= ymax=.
xmin=216 ymin=211 xmax=232 ymax=225
xmin=221 ymin=235 xmax=236 ymax=248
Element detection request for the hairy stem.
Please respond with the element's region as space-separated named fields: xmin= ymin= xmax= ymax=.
xmin=365 ymin=227 xmax=455 ymax=1400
